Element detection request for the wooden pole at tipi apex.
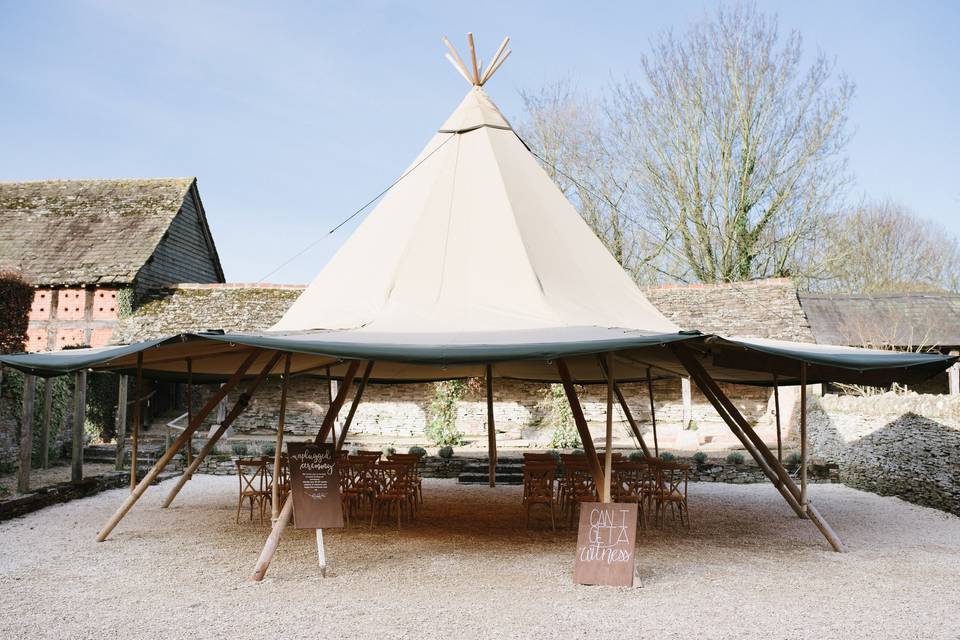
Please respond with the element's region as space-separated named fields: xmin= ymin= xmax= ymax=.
xmin=466 ymin=32 xmax=481 ymax=84
xmin=486 ymin=364 xmax=497 ymax=488
xmin=772 ymin=372 xmax=782 ymax=463
xmin=130 ymin=352 xmax=143 ymax=491
xmin=315 ymin=360 xmax=363 ymax=444
xmin=272 ymin=353 xmax=292 ymax=521
xmin=96 ymin=350 xmax=262 ymax=542
xmin=597 ymin=356 xmax=651 ymax=457
xmin=645 ymin=368 xmax=659 ymax=457
xmin=442 ymin=36 xmax=473 ymax=85
xmin=602 ymin=353 xmax=614 ymax=503
xmin=479 ymin=37 xmax=510 ymax=85
xmin=162 ymin=351 xmax=284 ymax=509
xmin=799 ymin=362 xmax=808 ymax=512
xmin=337 ymin=361 xmax=375 ymax=453
xmin=555 ymin=359 xmax=606 ymax=494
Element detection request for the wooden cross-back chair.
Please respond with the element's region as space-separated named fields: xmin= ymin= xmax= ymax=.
xmin=611 ymin=459 xmax=652 ymax=529
xmin=387 ymin=453 xmax=424 ymax=506
xmin=370 ymin=461 xmax=415 ymax=529
xmin=341 ymin=455 xmax=378 ymax=527
xmin=558 ymin=458 xmax=597 ymax=528
xmin=522 ymin=461 xmax=557 ymax=531
xmin=653 ymin=461 xmax=690 ymax=528
xmin=236 ymin=459 xmax=270 ymax=525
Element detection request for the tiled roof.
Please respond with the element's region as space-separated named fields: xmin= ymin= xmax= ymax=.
xmin=799 ymin=292 xmax=960 ymax=348
xmin=0 ymin=178 xmax=194 ymax=285
xmin=644 ymin=278 xmax=815 ymax=342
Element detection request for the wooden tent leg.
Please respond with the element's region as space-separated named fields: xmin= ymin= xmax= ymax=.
xmin=130 ymin=354 xmax=143 ymax=490
xmin=556 ymin=359 xmax=605 ymax=492
xmin=598 ymin=357 xmax=651 ymax=457
xmin=163 ymin=352 xmax=283 ymax=509
xmin=72 ymin=370 xmax=86 ymax=483
xmin=272 ymin=353 xmax=292 ymax=521
xmin=772 ymin=374 xmax=782 ymax=463
xmin=186 ymin=359 xmax=194 ymax=478
xmin=671 ymin=344 xmax=846 ymax=552
xmin=115 ymin=375 xmax=128 ymax=471
xmin=337 ymin=362 xmax=374 ymax=452
xmin=40 ymin=378 xmax=53 ymax=470
xmin=646 ymin=368 xmax=659 ymax=456
xmin=486 ymin=364 xmax=497 ymax=487
xmin=602 ymin=353 xmax=614 ymax=503
xmin=253 ymin=370 xmax=367 ymax=581
xmin=96 ymin=351 xmax=262 ymax=542
xmin=18 ymin=375 xmax=36 ymax=494
xmin=315 ymin=361 xmax=362 ymax=444
xmin=799 ymin=363 xmax=808 ymax=510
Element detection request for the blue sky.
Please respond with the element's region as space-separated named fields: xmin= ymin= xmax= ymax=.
xmin=1 ymin=1 xmax=957 ymax=284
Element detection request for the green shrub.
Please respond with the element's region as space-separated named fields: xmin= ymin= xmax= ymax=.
xmin=659 ymin=452 xmax=676 ymax=462
xmin=726 ymin=451 xmax=745 ymax=465
xmin=0 ymin=271 xmax=31 ymax=354
xmin=542 ymin=384 xmax=580 ymax=449
xmin=786 ymin=451 xmax=802 ymax=466
xmin=693 ymin=451 xmax=708 ymax=464
xmin=382 ymin=446 xmax=396 ymax=456
xmin=408 ymin=446 xmax=427 ymax=457
xmin=546 ymin=450 xmax=561 ymax=461
xmin=628 ymin=451 xmax=646 ymax=461
xmin=426 ymin=381 xmax=465 ymax=446
xmin=437 ymin=445 xmax=454 ymax=459
xmin=262 ymin=443 xmax=276 ymax=457
xmin=231 ymin=443 xmax=249 ymax=457
xmin=687 ymin=420 xmax=698 ymax=431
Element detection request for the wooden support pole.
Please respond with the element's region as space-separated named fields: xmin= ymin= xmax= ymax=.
xmin=18 ymin=375 xmax=36 ymax=494
xmin=163 ymin=352 xmax=283 ymax=509
xmin=252 ymin=495 xmax=293 ymax=581
xmin=772 ymin=373 xmax=782 ymax=463
xmin=114 ymin=375 xmax=128 ymax=471
xmin=556 ymin=359 xmax=605 ymax=494
xmin=949 ymin=351 xmax=959 ymax=395
xmin=72 ymin=370 xmax=86 ymax=483
xmin=646 ymin=368 xmax=659 ymax=457
xmin=272 ymin=353 xmax=292 ymax=521
xmin=130 ymin=353 xmax=143 ymax=491
xmin=96 ymin=350 xmax=261 ymax=542
xmin=40 ymin=377 xmax=53 ymax=470
xmin=316 ymin=529 xmax=327 ymax=578
xmin=486 ymin=364 xmax=497 ymax=487
xmin=800 ymin=362 xmax=808 ymax=511
xmin=598 ymin=356 xmax=651 ymax=457
xmin=315 ymin=361 xmax=362 ymax=444
xmin=186 ymin=359 xmax=193 ymax=475
xmin=603 ymin=353 xmax=614 ymax=503
xmin=467 ymin=32 xmax=480 ymax=84
xmin=337 ymin=361 xmax=374 ymax=453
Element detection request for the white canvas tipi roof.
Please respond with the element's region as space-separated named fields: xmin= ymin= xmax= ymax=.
xmin=271 ymin=60 xmax=677 ymax=336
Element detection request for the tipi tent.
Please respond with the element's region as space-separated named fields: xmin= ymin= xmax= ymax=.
xmin=1 ymin=35 xmax=955 ymax=580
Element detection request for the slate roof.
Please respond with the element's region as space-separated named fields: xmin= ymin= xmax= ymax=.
xmin=644 ymin=278 xmax=816 ymax=343
xmin=799 ymin=293 xmax=960 ymax=349
xmin=0 ymin=178 xmax=197 ymax=285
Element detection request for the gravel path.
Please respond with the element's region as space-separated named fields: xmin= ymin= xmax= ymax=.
xmin=1 ymin=476 xmax=958 ymax=639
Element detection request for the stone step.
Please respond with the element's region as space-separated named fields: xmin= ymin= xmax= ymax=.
xmin=457 ymin=472 xmax=524 ymax=485
xmin=460 ymin=462 xmax=524 ymax=474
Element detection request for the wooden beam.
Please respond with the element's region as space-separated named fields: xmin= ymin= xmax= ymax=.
xmin=949 ymin=351 xmax=959 ymax=395
xmin=467 ymin=32 xmax=480 ymax=84
xmin=646 ymin=368 xmax=659 ymax=456
xmin=800 ymin=362 xmax=808 ymax=511
xmin=39 ymin=377 xmax=53 ymax=469
xmin=479 ymin=36 xmax=509 ymax=85
xmin=18 ymin=374 xmax=36 ymax=494
xmin=272 ymin=353 xmax=292 ymax=521
xmin=337 ymin=361 xmax=374 ymax=453
xmin=114 ymin=375 xmax=128 ymax=471
xmin=486 ymin=364 xmax=497 ymax=487
xmin=162 ymin=351 xmax=283 ymax=509
xmin=96 ymin=350 xmax=262 ymax=542
xmin=556 ymin=359 xmax=605 ymax=493
xmin=603 ymin=353 xmax=614 ymax=503
xmin=315 ymin=361 xmax=362 ymax=444
xmin=130 ymin=353 xmax=143 ymax=491
xmin=186 ymin=359 xmax=193 ymax=476
xmin=598 ymin=357 xmax=650 ymax=457
xmin=72 ymin=370 xmax=86 ymax=483
xmin=772 ymin=374 xmax=782 ymax=463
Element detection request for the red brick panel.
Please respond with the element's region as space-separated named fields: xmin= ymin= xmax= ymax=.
xmin=55 ymin=327 xmax=85 ymax=349
xmin=26 ymin=327 xmax=48 ymax=352
xmin=57 ymin=289 xmax=87 ymax=320
xmin=88 ymin=327 xmax=114 ymax=348
xmin=30 ymin=289 xmax=53 ymax=321
xmin=91 ymin=288 xmax=119 ymax=320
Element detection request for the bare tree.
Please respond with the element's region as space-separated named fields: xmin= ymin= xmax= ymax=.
xmin=520 ymin=4 xmax=854 ymax=285
xmin=806 ymin=199 xmax=960 ymax=293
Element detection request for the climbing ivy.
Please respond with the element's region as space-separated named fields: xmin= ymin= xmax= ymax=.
xmin=543 ymin=383 xmax=581 ymax=449
xmin=426 ymin=380 xmax=466 ymax=446
xmin=1 ymin=368 xmax=73 ymax=467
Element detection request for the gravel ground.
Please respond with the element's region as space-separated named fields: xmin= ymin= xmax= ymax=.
xmin=1 ymin=476 xmax=958 ymax=640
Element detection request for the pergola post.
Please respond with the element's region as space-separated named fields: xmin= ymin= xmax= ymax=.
xmin=948 ymin=351 xmax=959 ymax=395
xmin=800 ymin=362 xmax=808 ymax=511
xmin=315 ymin=361 xmax=362 ymax=444
xmin=114 ymin=375 xmax=128 ymax=471
xmin=598 ymin=357 xmax=650 ymax=457
xmin=337 ymin=361 xmax=374 ymax=453
xmin=18 ymin=374 xmax=36 ymax=494
xmin=163 ymin=352 xmax=283 ymax=509
xmin=96 ymin=350 xmax=262 ymax=542
xmin=772 ymin=373 xmax=782 ymax=463
xmin=39 ymin=377 xmax=53 ymax=470
xmin=130 ymin=353 xmax=143 ymax=491
xmin=253 ymin=363 xmax=364 ymax=581
xmin=186 ymin=359 xmax=194 ymax=475
xmin=272 ymin=353 xmax=292 ymax=521
xmin=646 ymin=368 xmax=659 ymax=457
xmin=72 ymin=370 xmax=86 ymax=483
xmin=602 ymin=353 xmax=614 ymax=503
xmin=555 ymin=359 xmax=605 ymax=493
xmin=486 ymin=364 xmax=497 ymax=488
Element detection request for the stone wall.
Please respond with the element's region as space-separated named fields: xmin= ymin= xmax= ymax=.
xmin=806 ymin=392 xmax=960 ymax=515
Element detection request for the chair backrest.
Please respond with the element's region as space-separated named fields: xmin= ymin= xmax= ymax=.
xmin=236 ymin=459 xmax=267 ymax=494
xmin=356 ymin=450 xmax=383 ymax=460
xmin=523 ymin=462 xmax=556 ymax=501
xmin=375 ymin=461 xmax=411 ymax=493
xmin=655 ymin=461 xmax=689 ymax=497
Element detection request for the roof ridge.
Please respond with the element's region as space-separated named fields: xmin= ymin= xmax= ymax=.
xmin=0 ymin=177 xmax=195 ymax=185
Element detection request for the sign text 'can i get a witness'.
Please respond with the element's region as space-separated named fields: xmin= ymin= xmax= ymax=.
xmin=574 ymin=502 xmax=638 ymax=587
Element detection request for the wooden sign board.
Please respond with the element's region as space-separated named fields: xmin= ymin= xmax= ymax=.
xmin=573 ymin=502 xmax=638 ymax=587
xmin=287 ymin=442 xmax=344 ymax=529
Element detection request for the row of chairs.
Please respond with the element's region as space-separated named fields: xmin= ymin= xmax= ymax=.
xmin=521 ymin=452 xmax=690 ymax=532
xmin=339 ymin=450 xmax=424 ymax=529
